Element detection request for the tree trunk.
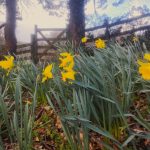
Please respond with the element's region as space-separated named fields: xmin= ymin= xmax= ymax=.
xmin=4 ymin=0 xmax=17 ymax=55
xmin=67 ymin=0 xmax=85 ymax=48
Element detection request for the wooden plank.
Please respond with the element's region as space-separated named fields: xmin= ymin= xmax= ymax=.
xmin=37 ymin=37 xmax=66 ymax=42
xmin=48 ymin=29 xmax=66 ymax=45
xmin=16 ymin=50 xmax=31 ymax=55
xmin=17 ymin=43 xmax=31 ymax=48
xmin=17 ymin=57 xmax=31 ymax=61
xmin=38 ymin=30 xmax=53 ymax=46
xmin=37 ymin=28 xmax=65 ymax=32
xmin=95 ymin=25 xmax=150 ymax=40
xmin=38 ymin=29 xmax=66 ymax=59
xmin=17 ymin=55 xmax=31 ymax=58
xmin=38 ymin=45 xmax=53 ymax=49
xmin=38 ymin=53 xmax=56 ymax=57
xmin=38 ymin=50 xmax=56 ymax=53
xmin=111 ymin=25 xmax=150 ymax=37
xmin=85 ymin=13 xmax=150 ymax=32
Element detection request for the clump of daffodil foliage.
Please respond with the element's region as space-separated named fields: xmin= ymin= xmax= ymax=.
xmin=0 ymin=40 xmax=150 ymax=150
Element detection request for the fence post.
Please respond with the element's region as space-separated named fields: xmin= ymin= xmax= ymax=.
xmin=104 ymin=19 xmax=111 ymax=40
xmin=31 ymin=34 xmax=38 ymax=64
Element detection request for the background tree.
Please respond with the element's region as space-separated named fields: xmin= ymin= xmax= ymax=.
xmin=67 ymin=0 xmax=85 ymax=47
xmin=4 ymin=0 xmax=17 ymax=55
xmin=0 ymin=0 xmax=31 ymax=55
xmin=0 ymin=0 xmax=17 ymax=55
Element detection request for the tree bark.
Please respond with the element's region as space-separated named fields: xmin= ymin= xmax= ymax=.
xmin=4 ymin=0 xmax=17 ymax=55
xmin=67 ymin=0 xmax=85 ymax=48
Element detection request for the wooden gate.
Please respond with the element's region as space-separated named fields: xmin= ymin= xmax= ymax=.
xmin=31 ymin=25 xmax=66 ymax=63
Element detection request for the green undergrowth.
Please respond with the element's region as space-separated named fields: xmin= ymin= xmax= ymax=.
xmin=0 ymin=41 xmax=150 ymax=150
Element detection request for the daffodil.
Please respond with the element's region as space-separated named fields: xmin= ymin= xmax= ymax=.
xmin=60 ymin=52 xmax=73 ymax=58
xmin=59 ymin=52 xmax=76 ymax=82
xmin=144 ymin=53 xmax=150 ymax=61
xmin=139 ymin=65 xmax=150 ymax=80
xmin=59 ymin=52 xmax=74 ymax=69
xmin=95 ymin=38 xmax=106 ymax=49
xmin=61 ymin=70 xmax=76 ymax=82
xmin=138 ymin=53 xmax=150 ymax=80
xmin=81 ymin=37 xmax=87 ymax=43
xmin=62 ymin=60 xmax=75 ymax=71
xmin=133 ymin=36 xmax=139 ymax=42
xmin=0 ymin=55 xmax=14 ymax=73
xmin=59 ymin=57 xmax=74 ymax=69
xmin=42 ymin=64 xmax=53 ymax=83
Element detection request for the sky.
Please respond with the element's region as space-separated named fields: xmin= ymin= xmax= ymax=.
xmin=86 ymin=0 xmax=150 ymax=17
xmin=0 ymin=0 xmax=150 ymax=42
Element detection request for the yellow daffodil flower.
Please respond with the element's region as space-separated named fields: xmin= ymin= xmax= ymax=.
xmin=95 ymin=38 xmax=106 ymax=49
xmin=138 ymin=53 xmax=150 ymax=80
xmin=42 ymin=64 xmax=53 ymax=83
xmin=60 ymin=52 xmax=72 ymax=57
xmin=0 ymin=55 xmax=14 ymax=73
xmin=133 ymin=36 xmax=139 ymax=42
xmin=144 ymin=53 xmax=150 ymax=61
xmin=61 ymin=70 xmax=76 ymax=82
xmin=59 ymin=57 xmax=74 ymax=68
xmin=59 ymin=52 xmax=76 ymax=82
xmin=63 ymin=62 xmax=74 ymax=71
xmin=81 ymin=37 xmax=87 ymax=43
xmin=59 ymin=52 xmax=74 ymax=69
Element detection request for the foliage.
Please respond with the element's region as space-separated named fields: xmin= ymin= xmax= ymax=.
xmin=46 ymin=41 xmax=150 ymax=149
xmin=0 ymin=41 xmax=150 ymax=149
xmin=0 ymin=58 xmax=71 ymax=149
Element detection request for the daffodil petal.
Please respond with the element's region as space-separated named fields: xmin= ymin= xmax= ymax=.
xmin=144 ymin=53 xmax=150 ymax=61
xmin=42 ymin=77 xmax=47 ymax=83
xmin=42 ymin=64 xmax=53 ymax=83
xmin=137 ymin=60 xmax=145 ymax=66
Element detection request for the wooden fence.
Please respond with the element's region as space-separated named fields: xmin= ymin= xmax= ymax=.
xmin=1 ymin=13 xmax=150 ymax=63
xmin=33 ymin=25 xmax=66 ymax=62
xmin=28 ymin=13 xmax=150 ymax=63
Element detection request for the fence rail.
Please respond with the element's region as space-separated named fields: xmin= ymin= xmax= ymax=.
xmin=16 ymin=50 xmax=31 ymax=55
xmin=17 ymin=43 xmax=31 ymax=48
xmin=37 ymin=28 xmax=65 ymax=31
xmin=95 ymin=24 xmax=150 ymax=40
